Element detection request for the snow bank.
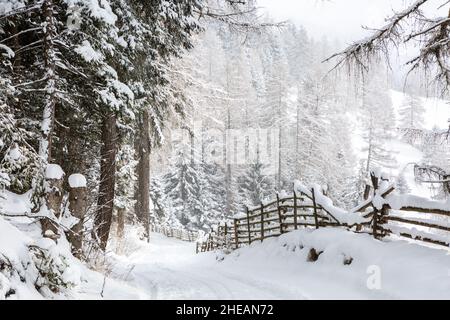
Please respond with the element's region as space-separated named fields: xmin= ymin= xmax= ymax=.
xmin=0 ymin=190 xmax=32 ymax=215
xmin=68 ymin=174 xmax=87 ymax=188
xmin=0 ymin=216 xmax=32 ymax=267
xmin=220 ymin=228 xmax=450 ymax=299
xmin=0 ymin=190 xmax=141 ymax=300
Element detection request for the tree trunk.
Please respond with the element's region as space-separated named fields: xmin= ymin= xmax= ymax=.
xmin=39 ymin=0 xmax=59 ymax=238
xmin=93 ymin=113 xmax=117 ymax=250
xmin=39 ymin=0 xmax=57 ymax=163
xmin=278 ymin=125 xmax=282 ymax=190
xmin=117 ymin=207 xmax=125 ymax=239
xmin=225 ymin=106 xmax=232 ymax=217
xmin=134 ymin=136 xmax=142 ymax=223
xmin=137 ymin=110 xmax=150 ymax=241
xmin=295 ymin=90 xmax=301 ymax=178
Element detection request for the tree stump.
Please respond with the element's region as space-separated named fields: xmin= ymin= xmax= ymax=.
xmin=41 ymin=164 xmax=65 ymax=240
xmin=67 ymin=174 xmax=87 ymax=258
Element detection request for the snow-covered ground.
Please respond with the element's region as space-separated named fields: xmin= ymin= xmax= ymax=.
xmin=1 ymin=190 xmax=449 ymax=300
xmin=105 ymin=230 xmax=450 ymax=300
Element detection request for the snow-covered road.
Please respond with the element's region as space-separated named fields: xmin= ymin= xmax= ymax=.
xmin=114 ymin=233 xmax=306 ymax=300
xmin=104 ymin=230 xmax=450 ymax=300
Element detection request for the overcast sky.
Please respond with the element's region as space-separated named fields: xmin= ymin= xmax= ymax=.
xmin=257 ymin=0 xmax=444 ymax=44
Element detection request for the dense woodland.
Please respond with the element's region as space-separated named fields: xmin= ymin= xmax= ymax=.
xmin=0 ymin=0 xmax=449 ymax=276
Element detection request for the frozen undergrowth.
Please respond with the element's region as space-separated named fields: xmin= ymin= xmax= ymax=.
xmin=0 ymin=191 xmax=143 ymax=300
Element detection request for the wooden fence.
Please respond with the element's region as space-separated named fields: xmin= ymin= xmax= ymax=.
xmin=196 ymin=223 xmax=235 ymax=253
xmin=150 ymin=225 xmax=198 ymax=243
xmin=354 ymin=174 xmax=450 ymax=247
xmin=198 ymin=173 xmax=450 ymax=253
xmin=198 ymin=188 xmax=345 ymax=252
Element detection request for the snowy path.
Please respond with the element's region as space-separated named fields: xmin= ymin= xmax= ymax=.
xmin=106 ymin=232 xmax=382 ymax=300
xmin=114 ymin=233 xmax=306 ymax=300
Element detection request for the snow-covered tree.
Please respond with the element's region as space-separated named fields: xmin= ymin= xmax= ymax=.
xmin=237 ymin=157 xmax=274 ymax=207
xmin=398 ymin=93 xmax=425 ymax=145
xmin=261 ymin=33 xmax=290 ymax=190
xmin=360 ymin=71 xmax=397 ymax=178
xmin=396 ymin=171 xmax=411 ymax=194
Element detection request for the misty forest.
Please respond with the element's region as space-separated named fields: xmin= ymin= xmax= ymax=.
xmin=0 ymin=0 xmax=449 ymax=300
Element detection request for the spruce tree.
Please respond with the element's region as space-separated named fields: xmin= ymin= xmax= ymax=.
xmin=237 ymin=159 xmax=274 ymax=207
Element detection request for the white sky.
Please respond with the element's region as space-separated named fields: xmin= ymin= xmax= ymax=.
xmin=257 ymin=0 xmax=446 ymax=44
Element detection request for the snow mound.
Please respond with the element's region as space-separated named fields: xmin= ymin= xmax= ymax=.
xmin=0 ymin=191 xmax=142 ymax=300
xmin=222 ymin=228 xmax=450 ymax=299
xmin=0 ymin=215 xmax=77 ymax=299
xmin=68 ymin=174 xmax=87 ymax=188
xmin=45 ymin=164 xmax=65 ymax=180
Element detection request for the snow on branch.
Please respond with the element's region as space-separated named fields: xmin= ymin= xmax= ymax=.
xmin=324 ymin=0 xmax=450 ymax=89
xmin=196 ymin=1 xmax=286 ymax=33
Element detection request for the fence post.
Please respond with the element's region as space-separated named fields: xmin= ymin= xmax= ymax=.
xmin=372 ymin=209 xmax=378 ymax=238
xmin=246 ymin=206 xmax=252 ymax=245
xmin=293 ymin=190 xmax=298 ymax=230
xmin=363 ymin=184 xmax=371 ymax=200
xmin=234 ymin=218 xmax=239 ymax=249
xmin=370 ymin=173 xmax=380 ymax=239
xmin=380 ymin=204 xmax=389 ymax=238
xmin=276 ymin=194 xmax=284 ymax=234
xmin=260 ymin=203 xmax=264 ymax=242
xmin=311 ymin=188 xmax=319 ymax=229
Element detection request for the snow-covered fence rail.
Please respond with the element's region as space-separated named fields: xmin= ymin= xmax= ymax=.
xmin=354 ymin=173 xmax=450 ymax=247
xmin=198 ymin=172 xmax=450 ymax=253
xmin=150 ymin=225 xmax=198 ymax=243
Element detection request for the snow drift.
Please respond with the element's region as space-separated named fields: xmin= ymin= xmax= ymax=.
xmin=218 ymin=228 xmax=450 ymax=299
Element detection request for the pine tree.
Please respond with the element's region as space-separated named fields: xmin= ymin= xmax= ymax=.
xmin=163 ymin=143 xmax=205 ymax=230
xmin=0 ymin=104 xmax=42 ymax=202
xmin=150 ymin=176 xmax=167 ymax=225
xmin=398 ymin=93 xmax=425 ymax=145
xmin=237 ymin=158 xmax=274 ymax=207
xmin=115 ymin=143 xmax=137 ymax=218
